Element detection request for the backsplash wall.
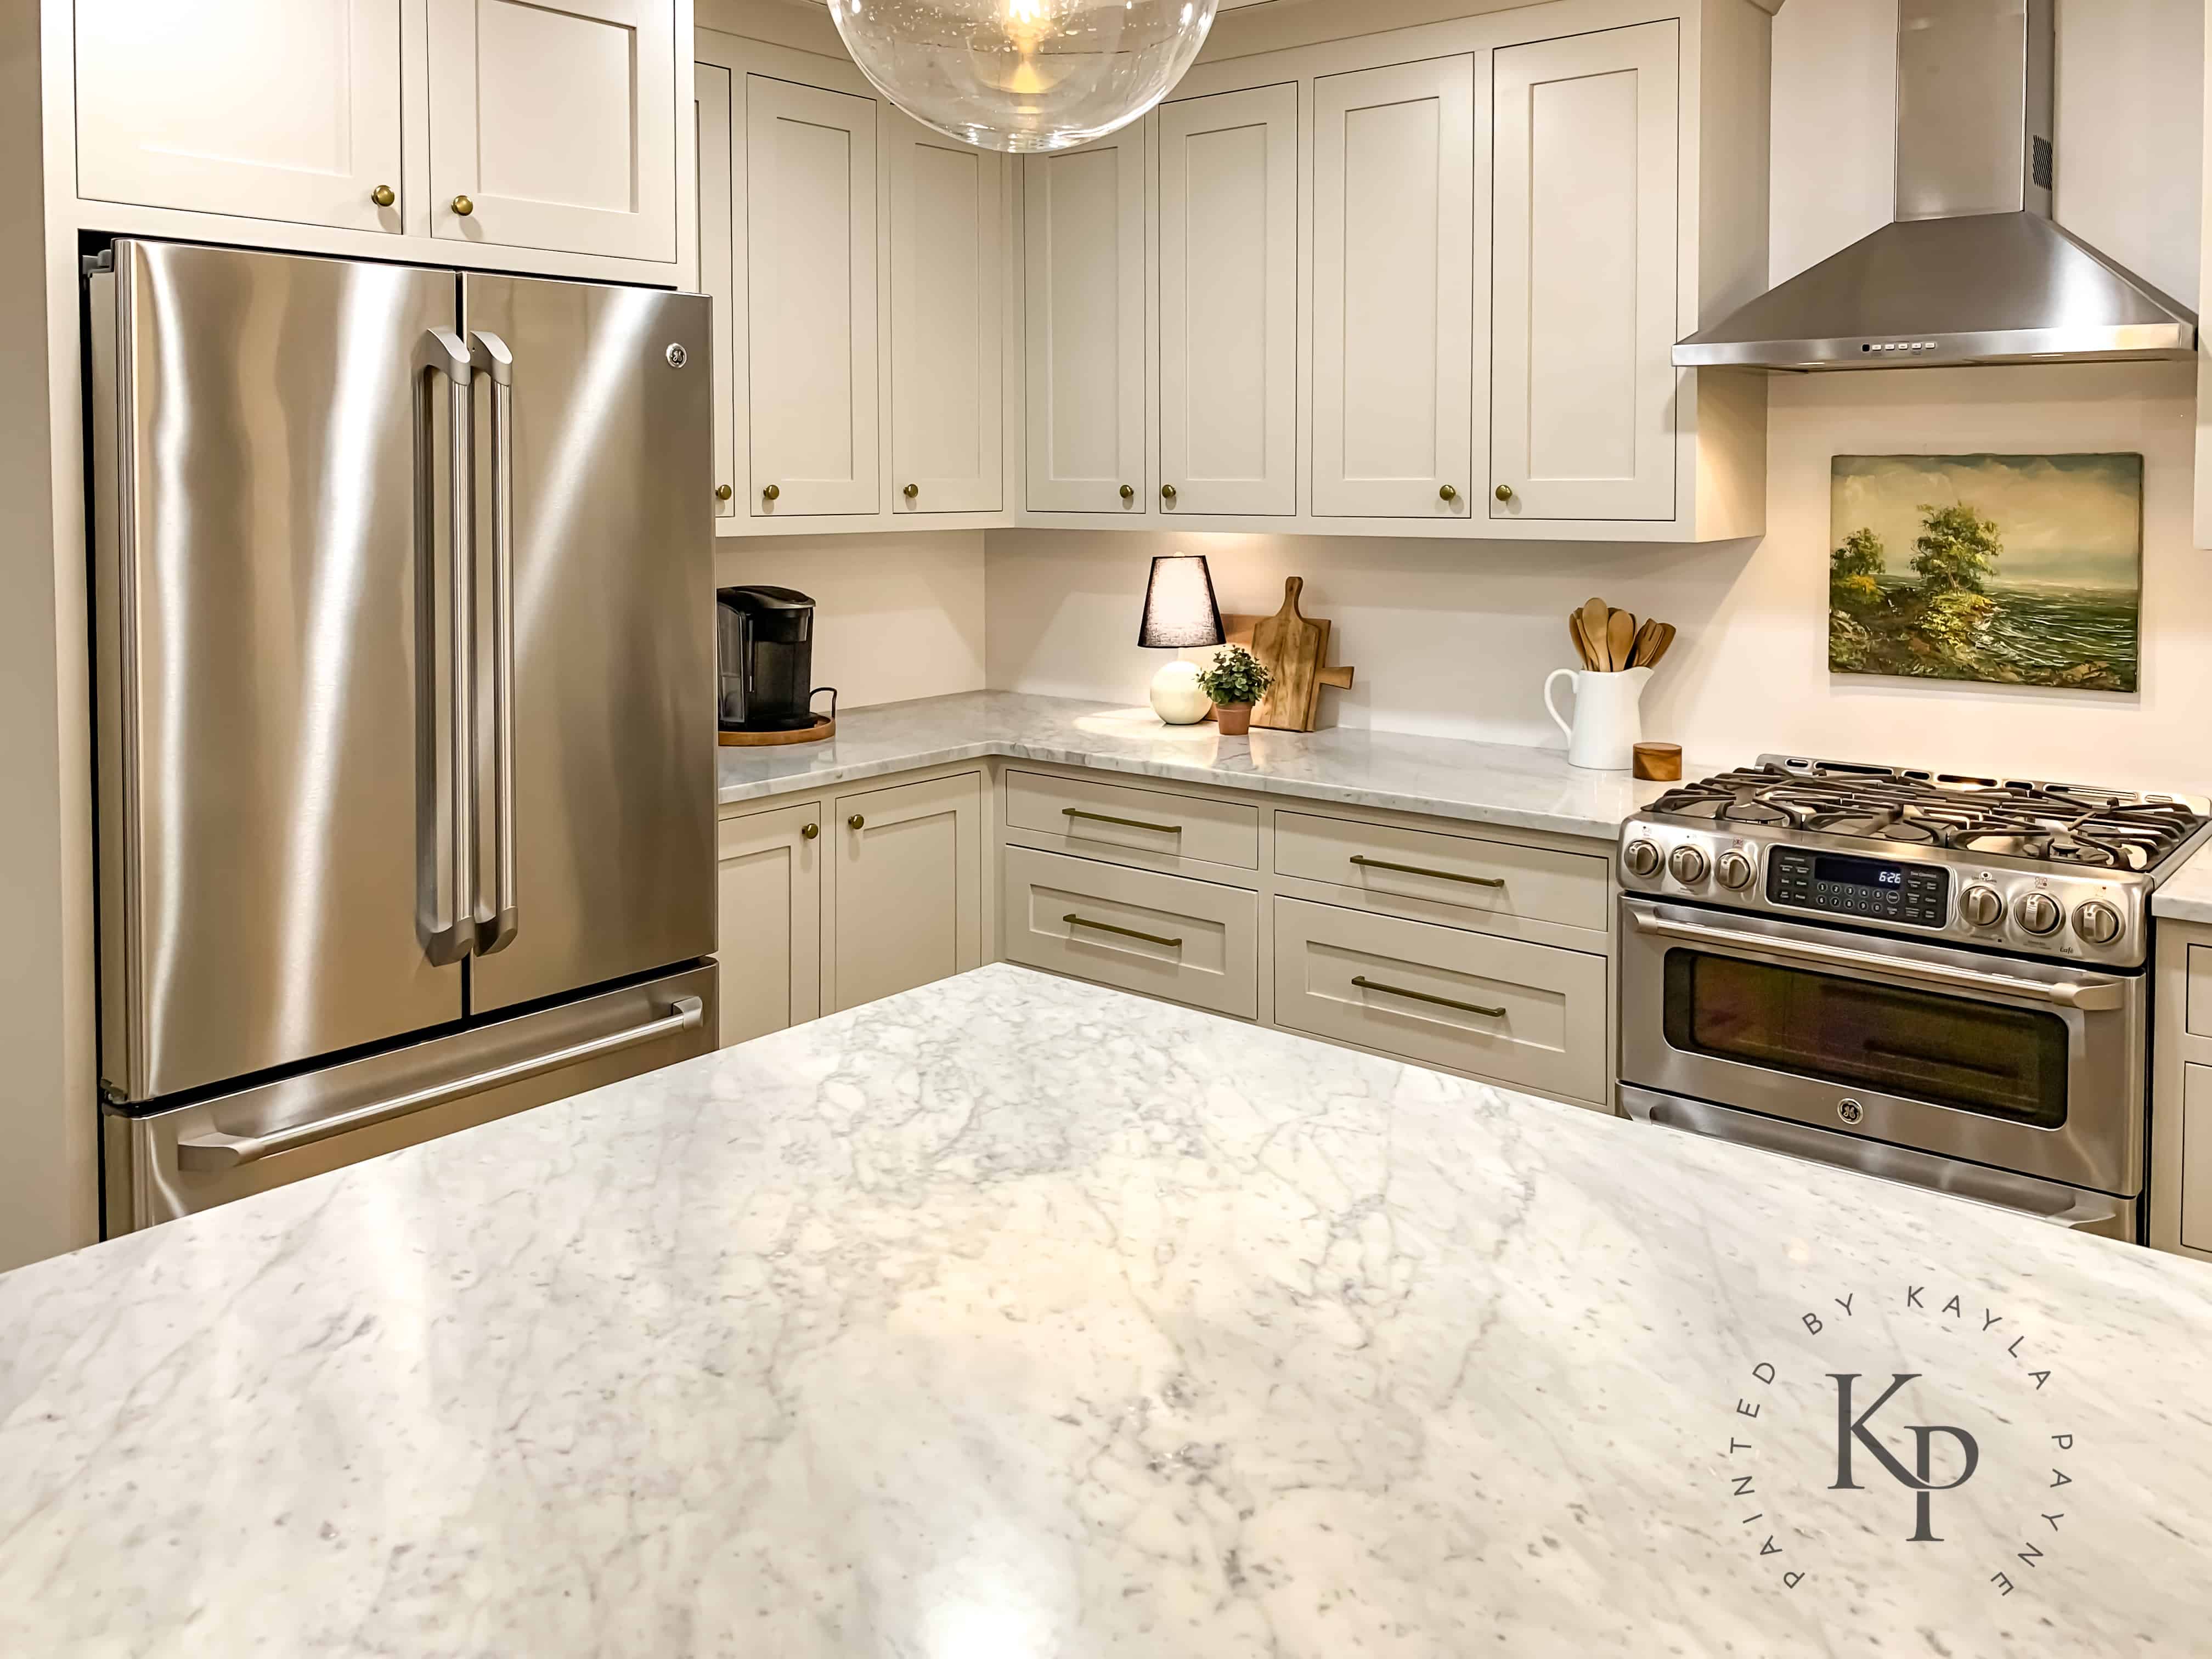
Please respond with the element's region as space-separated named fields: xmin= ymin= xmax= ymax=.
xmin=716 ymin=531 xmax=987 ymax=710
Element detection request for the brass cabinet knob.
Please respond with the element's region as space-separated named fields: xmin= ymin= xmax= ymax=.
xmin=848 ymin=814 xmax=865 ymax=830
xmin=903 ymin=483 xmax=919 ymax=500
xmin=1494 ymin=483 xmax=1515 ymax=502
xmin=714 ymin=483 xmax=733 ymax=501
xmin=370 ymin=184 xmax=396 ymax=207
xmin=1440 ymin=484 xmax=1458 ymax=502
xmin=801 ymin=822 xmax=819 ymax=840
xmin=1119 ymin=484 xmax=1135 ymax=501
xmin=1161 ymin=484 xmax=1177 ymax=502
xmin=451 ymin=194 xmax=475 ymax=217
xmin=763 ymin=483 xmax=780 ymax=502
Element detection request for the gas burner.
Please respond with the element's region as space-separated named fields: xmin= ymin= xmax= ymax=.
xmin=1643 ymin=757 xmax=2212 ymax=876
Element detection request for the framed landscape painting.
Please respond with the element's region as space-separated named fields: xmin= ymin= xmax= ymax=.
xmin=1829 ymin=453 xmax=2142 ymax=692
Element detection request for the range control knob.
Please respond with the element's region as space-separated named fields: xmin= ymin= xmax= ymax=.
xmin=2073 ymin=901 xmax=2124 ymax=947
xmin=2016 ymin=892 xmax=2063 ymax=936
xmin=1623 ymin=839 xmax=1662 ymax=880
xmin=1668 ymin=845 xmax=1711 ymax=885
xmin=1960 ymin=886 xmax=2006 ymax=928
xmin=1716 ymin=850 xmax=1756 ymax=891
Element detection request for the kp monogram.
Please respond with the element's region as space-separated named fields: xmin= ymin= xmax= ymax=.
xmin=1830 ymin=1373 xmax=1981 ymax=1541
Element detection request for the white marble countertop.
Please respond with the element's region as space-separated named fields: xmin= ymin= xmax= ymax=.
xmin=2152 ymin=842 xmax=2212 ymax=923
xmin=4 ymin=964 xmax=2210 ymax=1656
xmin=720 ymin=690 xmax=1711 ymax=840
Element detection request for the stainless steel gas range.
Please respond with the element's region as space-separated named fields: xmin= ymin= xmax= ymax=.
xmin=1616 ymin=756 xmax=2212 ymax=1242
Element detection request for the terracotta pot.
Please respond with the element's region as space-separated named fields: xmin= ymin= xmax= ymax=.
xmin=1214 ymin=702 xmax=1254 ymax=736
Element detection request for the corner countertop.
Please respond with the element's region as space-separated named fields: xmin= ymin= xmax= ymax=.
xmin=719 ymin=689 xmax=1707 ymax=842
xmin=4 ymin=965 xmax=2208 ymax=1656
xmin=2153 ymin=845 xmax=2212 ymax=924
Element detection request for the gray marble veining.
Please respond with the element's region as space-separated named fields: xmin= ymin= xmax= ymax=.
xmin=2152 ymin=842 xmax=2212 ymax=923
xmin=719 ymin=690 xmax=1718 ymax=840
xmin=4 ymin=965 xmax=2209 ymax=1656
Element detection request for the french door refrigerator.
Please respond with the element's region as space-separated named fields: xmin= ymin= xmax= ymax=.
xmin=89 ymin=239 xmax=719 ymax=1231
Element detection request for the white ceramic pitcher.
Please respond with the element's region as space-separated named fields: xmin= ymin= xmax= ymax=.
xmin=1545 ymin=667 xmax=1654 ymax=771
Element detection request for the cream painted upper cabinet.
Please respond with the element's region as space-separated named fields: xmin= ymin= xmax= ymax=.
xmin=890 ymin=117 xmax=1005 ymax=515
xmin=1158 ymin=83 xmax=1298 ymax=518
xmin=1491 ymin=22 xmax=1680 ymax=522
xmin=746 ymin=74 xmax=881 ymax=518
xmin=1312 ymin=58 xmax=1476 ymax=521
xmin=74 ymin=0 xmax=404 ymax=233
xmin=1024 ymin=128 xmax=1148 ymax=514
xmin=696 ymin=63 xmax=738 ymax=518
xmin=428 ymin=0 xmax=679 ymax=262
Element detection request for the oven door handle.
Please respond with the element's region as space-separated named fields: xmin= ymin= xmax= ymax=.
xmin=1627 ymin=909 xmax=2127 ymax=1011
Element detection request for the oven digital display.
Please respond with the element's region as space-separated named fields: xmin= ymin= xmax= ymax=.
xmin=1767 ymin=847 xmax=1948 ymax=926
xmin=1815 ymin=854 xmax=1907 ymax=890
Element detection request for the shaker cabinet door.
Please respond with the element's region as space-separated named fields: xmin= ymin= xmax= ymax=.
xmin=1311 ymin=57 xmax=1476 ymax=521
xmin=1157 ymin=83 xmax=1299 ymax=518
xmin=1023 ymin=128 xmax=1148 ymax=514
xmin=75 ymin=0 xmax=404 ymax=233
xmin=826 ymin=774 xmax=984 ymax=1014
xmin=746 ymin=74 xmax=882 ymax=518
xmin=696 ymin=62 xmax=740 ymax=520
xmin=717 ymin=802 xmax=823 ymax=1046
xmin=1490 ymin=21 xmax=1680 ymax=522
xmin=427 ymin=0 xmax=679 ymax=262
xmin=890 ymin=116 xmax=1006 ymax=515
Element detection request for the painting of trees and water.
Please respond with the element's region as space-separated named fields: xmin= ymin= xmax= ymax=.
xmin=1829 ymin=454 xmax=2142 ymax=693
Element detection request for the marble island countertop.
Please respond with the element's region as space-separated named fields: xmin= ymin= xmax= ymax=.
xmin=719 ymin=689 xmax=1715 ymax=841
xmin=5 ymin=964 xmax=2211 ymax=1656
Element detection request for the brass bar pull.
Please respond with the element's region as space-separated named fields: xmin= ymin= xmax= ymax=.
xmin=1349 ymin=855 xmax=1504 ymax=888
xmin=1065 ymin=913 xmax=1182 ymax=950
xmin=1064 ymin=806 xmax=1181 ymax=836
xmin=1351 ymin=976 xmax=1505 ymax=1019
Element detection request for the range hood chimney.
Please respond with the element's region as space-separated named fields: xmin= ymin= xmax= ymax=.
xmin=1675 ymin=0 xmax=2196 ymax=371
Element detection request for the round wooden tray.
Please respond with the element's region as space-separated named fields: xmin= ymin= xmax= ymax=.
xmin=718 ymin=716 xmax=835 ymax=748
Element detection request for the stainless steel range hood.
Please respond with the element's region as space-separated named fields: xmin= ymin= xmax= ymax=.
xmin=1675 ymin=0 xmax=2196 ymax=372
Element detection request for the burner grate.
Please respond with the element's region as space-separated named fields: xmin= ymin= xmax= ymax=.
xmin=1647 ymin=761 xmax=2210 ymax=873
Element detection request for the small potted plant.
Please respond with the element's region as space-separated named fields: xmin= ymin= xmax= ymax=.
xmin=1197 ymin=644 xmax=1273 ymax=736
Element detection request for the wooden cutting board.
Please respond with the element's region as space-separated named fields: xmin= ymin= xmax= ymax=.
xmin=1221 ymin=577 xmax=1356 ymax=731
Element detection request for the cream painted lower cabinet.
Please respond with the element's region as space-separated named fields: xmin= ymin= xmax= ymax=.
xmin=715 ymin=800 xmax=822 ymax=1046
xmin=1272 ymin=899 xmax=1607 ymax=1103
xmin=1002 ymin=845 xmax=1259 ymax=1019
xmin=2150 ymin=919 xmax=2212 ymax=1260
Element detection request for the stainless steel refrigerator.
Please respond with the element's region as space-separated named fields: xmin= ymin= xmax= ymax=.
xmin=89 ymin=239 xmax=719 ymax=1231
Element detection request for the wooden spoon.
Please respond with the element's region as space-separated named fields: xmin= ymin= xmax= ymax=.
xmin=1579 ymin=597 xmax=1612 ymax=668
xmin=1640 ymin=622 xmax=1678 ymax=669
xmin=1568 ymin=610 xmax=1599 ymax=669
xmin=1607 ymin=608 xmax=1637 ymax=674
xmin=1629 ymin=617 xmax=1663 ymax=668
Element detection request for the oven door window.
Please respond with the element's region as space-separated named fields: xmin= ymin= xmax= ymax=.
xmin=1662 ymin=950 xmax=2070 ymax=1127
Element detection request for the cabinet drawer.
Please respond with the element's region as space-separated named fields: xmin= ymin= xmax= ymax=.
xmin=1003 ymin=846 xmax=1257 ymax=1019
xmin=2186 ymin=946 xmax=2212 ymax=1039
xmin=2185 ymin=1064 xmax=2212 ymax=1252
xmin=1272 ymin=898 xmax=1606 ymax=1103
xmin=1275 ymin=811 xmax=1607 ymax=934
xmin=1006 ymin=769 xmax=1260 ymax=871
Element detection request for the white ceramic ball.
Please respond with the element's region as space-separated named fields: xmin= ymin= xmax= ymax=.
xmin=1149 ymin=659 xmax=1211 ymax=725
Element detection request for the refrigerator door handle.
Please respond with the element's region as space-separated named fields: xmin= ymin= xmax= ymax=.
xmin=469 ymin=329 xmax=519 ymax=956
xmin=414 ymin=327 xmax=477 ymax=966
xmin=173 ymin=996 xmax=706 ymax=1171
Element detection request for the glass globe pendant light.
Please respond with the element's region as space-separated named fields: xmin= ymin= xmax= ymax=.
xmin=828 ymin=0 xmax=1220 ymax=154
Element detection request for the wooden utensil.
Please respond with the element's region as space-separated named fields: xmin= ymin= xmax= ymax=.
xmin=1606 ymin=608 xmax=1637 ymax=673
xmin=1568 ymin=610 xmax=1599 ymax=670
xmin=1639 ymin=622 xmax=1677 ymax=669
xmin=1579 ymin=597 xmax=1612 ymax=668
xmin=1220 ymin=578 xmax=1356 ymax=732
xmin=1628 ymin=618 xmax=1663 ymax=668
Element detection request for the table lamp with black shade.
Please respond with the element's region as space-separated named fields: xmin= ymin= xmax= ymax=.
xmin=1138 ymin=554 xmax=1225 ymax=724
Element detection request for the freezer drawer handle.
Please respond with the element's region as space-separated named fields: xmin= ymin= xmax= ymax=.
xmin=1627 ymin=907 xmax=2126 ymax=1011
xmin=173 ymin=997 xmax=705 ymax=1172
xmin=468 ymin=329 xmax=520 ymax=956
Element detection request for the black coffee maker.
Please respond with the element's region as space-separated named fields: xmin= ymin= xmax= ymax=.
xmin=717 ymin=586 xmax=835 ymax=734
